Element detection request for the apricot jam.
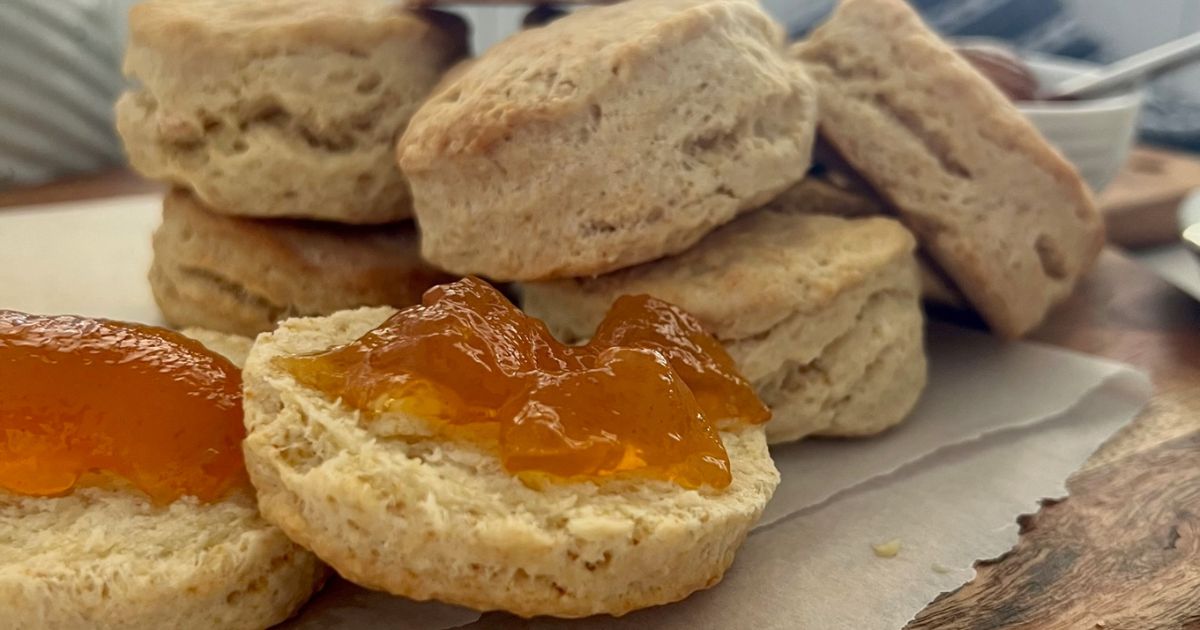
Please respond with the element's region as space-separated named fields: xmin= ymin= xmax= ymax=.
xmin=0 ymin=312 xmax=247 ymax=503
xmin=280 ymin=277 xmax=769 ymax=489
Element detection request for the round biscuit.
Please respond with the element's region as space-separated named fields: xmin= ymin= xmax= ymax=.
xmin=117 ymin=0 xmax=468 ymax=223
xmin=398 ymin=0 xmax=817 ymax=280
xmin=241 ymin=307 xmax=780 ymax=618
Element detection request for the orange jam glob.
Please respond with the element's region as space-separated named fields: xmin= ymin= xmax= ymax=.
xmin=0 ymin=312 xmax=247 ymax=503
xmin=280 ymin=277 xmax=769 ymax=489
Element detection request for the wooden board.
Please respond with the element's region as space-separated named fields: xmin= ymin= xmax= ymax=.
xmin=907 ymin=249 xmax=1200 ymax=629
xmin=1100 ymin=146 xmax=1200 ymax=248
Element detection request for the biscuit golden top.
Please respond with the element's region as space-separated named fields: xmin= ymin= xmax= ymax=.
xmin=399 ymin=0 xmax=783 ymax=166
xmin=129 ymin=0 xmax=465 ymax=55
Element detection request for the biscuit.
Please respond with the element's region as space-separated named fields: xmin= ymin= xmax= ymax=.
xmin=398 ymin=0 xmax=817 ymax=280
xmin=241 ymin=307 xmax=779 ymax=617
xmin=793 ymin=0 xmax=1103 ymax=338
xmin=150 ymin=189 xmax=454 ymax=337
xmin=521 ymin=211 xmax=927 ymax=444
xmin=117 ymin=0 xmax=467 ymax=223
xmin=0 ymin=334 xmax=325 ymax=630
xmin=766 ymin=178 xmax=966 ymax=307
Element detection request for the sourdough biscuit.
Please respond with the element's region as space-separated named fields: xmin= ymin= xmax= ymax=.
xmin=0 ymin=334 xmax=325 ymax=630
xmin=150 ymin=189 xmax=453 ymax=337
xmin=398 ymin=0 xmax=817 ymax=280
xmin=793 ymin=0 xmax=1103 ymax=337
xmin=521 ymin=211 xmax=927 ymax=444
xmin=242 ymin=308 xmax=779 ymax=617
xmin=117 ymin=0 xmax=467 ymax=223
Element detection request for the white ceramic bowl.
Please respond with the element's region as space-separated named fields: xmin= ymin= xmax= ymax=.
xmin=1019 ymin=55 xmax=1145 ymax=193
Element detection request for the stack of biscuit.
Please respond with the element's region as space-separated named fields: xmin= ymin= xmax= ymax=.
xmin=397 ymin=0 xmax=1101 ymax=442
xmin=116 ymin=0 xmax=468 ymax=336
xmin=395 ymin=0 xmax=932 ymax=445
xmin=237 ymin=0 xmax=803 ymax=618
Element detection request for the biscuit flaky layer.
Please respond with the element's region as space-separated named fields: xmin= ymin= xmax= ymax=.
xmin=521 ymin=211 xmax=927 ymax=443
xmin=241 ymin=307 xmax=780 ymax=618
xmin=150 ymin=190 xmax=450 ymax=337
xmin=398 ymin=0 xmax=818 ymax=280
xmin=793 ymin=0 xmax=1103 ymax=338
xmin=117 ymin=0 xmax=467 ymax=224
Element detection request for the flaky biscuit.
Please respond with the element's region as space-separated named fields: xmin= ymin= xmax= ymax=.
xmin=765 ymin=178 xmax=966 ymax=307
xmin=0 ymin=489 xmax=325 ymax=630
xmin=793 ymin=0 xmax=1103 ymax=337
xmin=117 ymin=0 xmax=467 ymax=223
xmin=242 ymin=307 xmax=779 ymax=617
xmin=398 ymin=0 xmax=816 ymax=280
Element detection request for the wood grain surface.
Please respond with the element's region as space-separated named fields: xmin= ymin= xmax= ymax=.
xmin=908 ymin=250 xmax=1200 ymax=630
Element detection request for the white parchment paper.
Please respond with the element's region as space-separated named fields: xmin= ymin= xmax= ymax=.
xmin=0 ymin=195 xmax=1152 ymax=629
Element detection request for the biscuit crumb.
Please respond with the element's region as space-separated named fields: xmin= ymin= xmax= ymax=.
xmin=930 ymin=562 xmax=951 ymax=574
xmin=872 ymin=539 xmax=901 ymax=558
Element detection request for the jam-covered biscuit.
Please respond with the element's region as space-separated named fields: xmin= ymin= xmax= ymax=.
xmin=279 ymin=278 xmax=767 ymax=489
xmin=0 ymin=315 xmax=323 ymax=630
xmin=241 ymin=284 xmax=779 ymax=617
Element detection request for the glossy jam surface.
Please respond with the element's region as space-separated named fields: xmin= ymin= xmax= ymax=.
xmin=0 ymin=312 xmax=247 ymax=503
xmin=281 ymin=278 xmax=769 ymax=489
